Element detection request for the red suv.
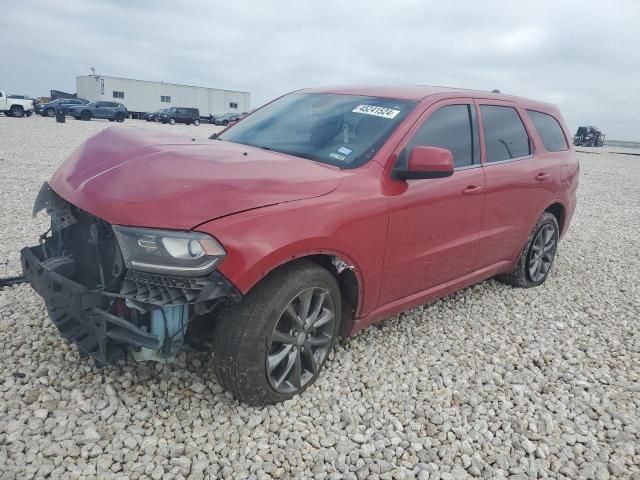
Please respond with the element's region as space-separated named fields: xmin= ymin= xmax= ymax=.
xmin=21 ymin=86 xmax=578 ymax=405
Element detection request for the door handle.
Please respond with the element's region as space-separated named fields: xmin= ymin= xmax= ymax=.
xmin=462 ymin=185 xmax=483 ymax=195
xmin=535 ymin=172 xmax=550 ymax=181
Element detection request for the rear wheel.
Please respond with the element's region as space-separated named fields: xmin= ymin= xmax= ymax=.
xmin=212 ymin=261 xmax=341 ymax=405
xmin=9 ymin=105 xmax=24 ymax=117
xmin=497 ymin=212 xmax=559 ymax=288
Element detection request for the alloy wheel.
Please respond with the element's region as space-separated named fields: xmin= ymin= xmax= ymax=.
xmin=528 ymin=224 xmax=557 ymax=282
xmin=266 ymin=287 xmax=336 ymax=393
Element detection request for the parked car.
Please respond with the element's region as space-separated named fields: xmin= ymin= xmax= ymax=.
xmin=213 ymin=112 xmax=244 ymax=125
xmin=159 ymin=107 xmax=200 ymax=125
xmin=144 ymin=109 xmax=169 ymax=122
xmin=573 ymin=126 xmax=605 ymax=147
xmin=0 ymin=90 xmax=34 ymax=117
xmin=36 ymin=98 xmax=89 ymax=117
xmin=68 ymin=101 xmax=127 ymax=122
xmin=21 ymin=86 xmax=578 ymax=405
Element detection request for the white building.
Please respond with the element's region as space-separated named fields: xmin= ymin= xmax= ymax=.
xmin=76 ymin=75 xmax=250 ymax=118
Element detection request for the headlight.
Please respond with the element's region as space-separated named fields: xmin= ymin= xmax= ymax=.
xmin=113 ymin=226 xmax=226 ymax=277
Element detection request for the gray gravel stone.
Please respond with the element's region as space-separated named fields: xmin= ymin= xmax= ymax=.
xmin=1 ymin=119 xmax=640 ymax=479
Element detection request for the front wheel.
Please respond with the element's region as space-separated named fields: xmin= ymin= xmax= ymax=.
xmin=193 ymin=119 xmax=200 ymax=126
xmin=497 ymin=212 xmax=559 ymax=288
xmin=46 ymin=108 xmax=55 ymax=117
xmin=115 ymin=113 xmax=125 ymax=122
xmin=81 ymin=111 xmax=92 ymax=121
xmin=169 ymin=117 xmax=176 ymax=125
xmin=212 ymin=261 xmax=341 ymax=405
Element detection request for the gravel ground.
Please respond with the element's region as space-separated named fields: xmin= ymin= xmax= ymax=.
xmin=1 ymin=115 xmax=639 ymax=479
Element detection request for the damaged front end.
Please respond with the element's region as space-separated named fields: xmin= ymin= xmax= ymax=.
xmin=21 ymin=183 xmax=240 ymax=365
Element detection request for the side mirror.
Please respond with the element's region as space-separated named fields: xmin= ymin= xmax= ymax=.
xmin=395 ymin=146 xmax=454 ymax=180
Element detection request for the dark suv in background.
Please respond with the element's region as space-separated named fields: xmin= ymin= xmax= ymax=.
xmin=69 ymin=101 xmax=127 ymax=122
xmin=159 ymin=107 xmax=200 ymax=125
xmin=36 ymin=98 xmax=89 ymax=117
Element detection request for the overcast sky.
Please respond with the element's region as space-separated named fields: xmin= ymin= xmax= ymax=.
xmin=3 ymin=0 xmax=639 ymax=140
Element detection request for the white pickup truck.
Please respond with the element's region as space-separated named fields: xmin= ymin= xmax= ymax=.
xmin=0 ymin=90 xmax=34 ymax=117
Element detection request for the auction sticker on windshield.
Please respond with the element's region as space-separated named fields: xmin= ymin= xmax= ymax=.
xmin=352 ymin=105 xmax=400 ymax=119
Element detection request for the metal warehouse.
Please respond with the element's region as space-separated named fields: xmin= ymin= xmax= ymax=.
xmin=76 ymin=75 xmax=250 ymax=118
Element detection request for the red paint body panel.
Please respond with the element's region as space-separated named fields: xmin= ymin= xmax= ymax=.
xmin=50 ymin=128 xmax=344 ymax=230
xmin=47 ymin=86 xmax=579 ymax=336
xmin=197 ymin=164 xmax=388 ymax=317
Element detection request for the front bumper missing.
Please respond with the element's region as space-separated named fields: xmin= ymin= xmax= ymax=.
xmin=20 ymin=245 xmax=238 ymax=364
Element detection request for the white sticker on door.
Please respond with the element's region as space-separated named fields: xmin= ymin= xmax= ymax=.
xmin=352 ymin=104 xmax=400 ymax=119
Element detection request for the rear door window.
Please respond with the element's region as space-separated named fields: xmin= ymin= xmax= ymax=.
xmin=480 ymin=105 xmax=531 ymax=162
xmin=527 ymin=110 xmax=568 ymax=152
xmin=401 ymin=104 xmax=479 ymax=169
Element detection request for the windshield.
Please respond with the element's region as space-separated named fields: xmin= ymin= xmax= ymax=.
xmin=219 ymin=93 xmax=415 ymax=168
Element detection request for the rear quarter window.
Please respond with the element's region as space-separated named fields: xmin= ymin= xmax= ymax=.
xmin=480 ymin=105 xmax=531 ymax=162
xmin=527 ymin=110 xmax=568 ymax=152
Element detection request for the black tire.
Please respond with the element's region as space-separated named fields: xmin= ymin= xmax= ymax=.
xmin=46 ymin=108 xmax=55 ymax=117
xmin=81 ymin=111 xmax=91 ymax=121
xmin=212 ymin=260 xmax=341 ymax=405
xmin=222 ymin=120 xmax=229 ymax=126
xmin=25 ymin=110 xmax=32 ymax=117
xmin=193 ymin=119 xmax=200 ymax=126
xmin=108 ymin=118 xmax=115 ymax=122
xmin=115 ymin=113 xmax=125 ymax=122
xmin=496 ymin=212 xmax=559 ymax=288
xmin=9 ymin=105 xmax=24 ymax=117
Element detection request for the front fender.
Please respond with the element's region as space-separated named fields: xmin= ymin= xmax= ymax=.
xmin=195 ymin=189 xmax=388 ymax=318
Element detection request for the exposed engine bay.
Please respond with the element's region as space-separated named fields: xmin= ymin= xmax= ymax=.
xmin=20 ymin=183 xmax=240 ymax=365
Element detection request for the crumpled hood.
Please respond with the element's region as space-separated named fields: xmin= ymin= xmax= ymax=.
xmin=49 ymin=127 xmax=344 ymax=229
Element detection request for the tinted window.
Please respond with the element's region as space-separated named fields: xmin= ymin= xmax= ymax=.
xmin=527 ymin=110 xmax=568 ymax=152
xmin=402 ymin=104 xmax=478 ymax=168
xmin=480 ymin=106 xmax=531 ymax=162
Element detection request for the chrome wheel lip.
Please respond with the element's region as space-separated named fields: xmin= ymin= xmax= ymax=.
xmin=528 ymin=224 xmax=557 ymax=282
xmin=266 ymin=286 xmax=336 ymax=394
